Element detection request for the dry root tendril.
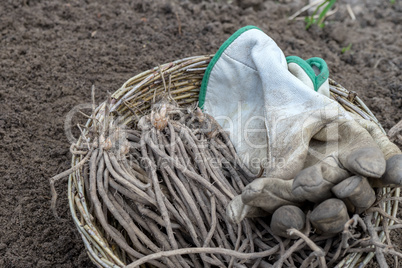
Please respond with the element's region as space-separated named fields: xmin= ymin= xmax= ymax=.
xmin=51 ymin=96 xmax=402 ymax=267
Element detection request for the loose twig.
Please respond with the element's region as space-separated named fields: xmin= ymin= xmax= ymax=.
xmin=288 ymin=229 xmax=327 ymax=268
xmin=365 ymin=213 xmax=389 ymax=268
xmin=126 ymin=246 xmax=280 ymax=268
xmin=50 ymin=149 xmax=93 ymax=218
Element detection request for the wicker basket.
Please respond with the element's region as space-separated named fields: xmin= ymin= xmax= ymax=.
xmin=68 ymin=55 xmax=400 ymax=268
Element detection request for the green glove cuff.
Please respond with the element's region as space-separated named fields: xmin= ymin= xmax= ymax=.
xmin=286 ymin=56 xmax=330 ymax=97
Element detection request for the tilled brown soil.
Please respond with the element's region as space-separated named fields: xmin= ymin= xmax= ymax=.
xmin=0 ymin=0 xmax=401 ymax=267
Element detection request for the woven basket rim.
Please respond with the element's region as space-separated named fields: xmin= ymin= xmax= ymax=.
xmin=68 ymin=54 xmax=400 ymax=268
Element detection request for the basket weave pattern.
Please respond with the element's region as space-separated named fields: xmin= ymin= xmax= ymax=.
xmin=68 ymin=55 xmax=400 ymax=268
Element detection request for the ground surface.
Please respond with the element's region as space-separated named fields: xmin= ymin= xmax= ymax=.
xmin=0 ymin=0 xmax=401 ymax=267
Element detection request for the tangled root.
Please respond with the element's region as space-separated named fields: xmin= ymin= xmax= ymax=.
xmin=51 ymin=97 xmax=402 ymax=267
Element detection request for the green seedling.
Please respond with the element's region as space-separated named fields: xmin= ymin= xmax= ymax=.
xmin=341 ymin=43 xmax=352 ymax=54
xmin=305 ymin=0 xmax=336 ymax=30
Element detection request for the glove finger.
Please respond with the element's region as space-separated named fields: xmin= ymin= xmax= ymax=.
xmin=342 ymin=147 xmax=385 ymax=178
xmin=270 ymin=205 xmax=306 ymax=239
xmin=336 ymin=120 xmax=386 ymax=178
xmin=226 ymin=195 xmax=253 ymax=224
xmin=370 ymin=154 xmax=402 ymax=187
xmin=353 ymin=114 xmax=401 ymax=160
xmin=332 ymin=175 xmax=376 ymax=214
xmin=310 ymin=199 xmax=349 ymax=234
xmin=382 ymin=154 xmax=402 ymax=185
xmin=241 ymin=178 xmax=304 ymax=213
xmin=226 ymin=195 xmax=270 ymax=224
xmin=292 ymin=156 xmax=350 ymax=203
xmin=351 ymin=115 xmax=402 ymax=187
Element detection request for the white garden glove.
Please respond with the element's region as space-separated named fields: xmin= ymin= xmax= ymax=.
xmin=200 ymin=25 xmax=385 ymax=181
xmin=287 ymin=59 xmax=402 ymax=203
xmin=199 ymin=26 xmax=401 ymax=225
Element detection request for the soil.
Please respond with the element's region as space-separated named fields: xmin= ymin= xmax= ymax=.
xmin=0 ymin=0 xmax=401 ymax=267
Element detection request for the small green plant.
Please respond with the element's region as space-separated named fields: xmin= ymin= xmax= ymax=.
xmin=305 ymin=0 xmax=336 ymax=29
xmin=341 ymin=43 xmax=352 ymax=54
